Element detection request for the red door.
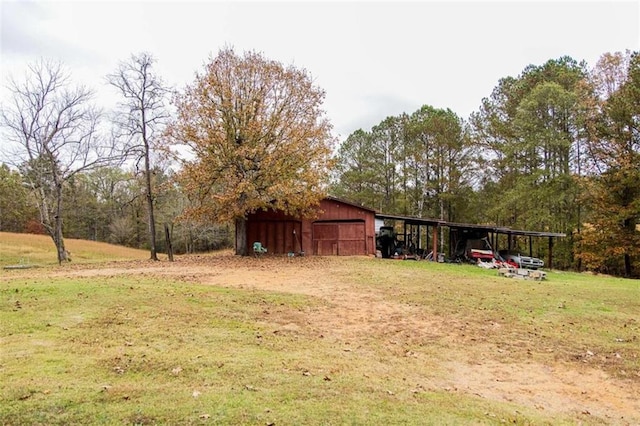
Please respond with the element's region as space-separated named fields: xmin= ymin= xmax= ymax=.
xmin=312 ymin=222 xmax=366 ymax=255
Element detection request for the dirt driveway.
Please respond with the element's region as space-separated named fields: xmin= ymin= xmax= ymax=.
xmin=26 ymin=254 xmax=640 ymax=424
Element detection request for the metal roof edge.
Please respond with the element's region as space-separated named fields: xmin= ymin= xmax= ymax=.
xmin=374 ymin=214 xmax=566 ymax=238
xmin=324 ymin=196 xmax=377 ymax=213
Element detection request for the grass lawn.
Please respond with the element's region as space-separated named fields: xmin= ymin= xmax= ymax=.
xmin=1 ymin=233 xmax=639 ymax=425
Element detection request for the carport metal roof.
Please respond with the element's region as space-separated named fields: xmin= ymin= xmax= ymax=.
xmin=375 ymin=213 xmax=444 ymax=227
xmin=443 ymin=221 xmax=566 ymax=238
xmin=376 ymin=214 xmax=566 ymax=238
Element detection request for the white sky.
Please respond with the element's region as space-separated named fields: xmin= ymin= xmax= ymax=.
xmin=1 ymin=0 xmax=639 ymax=141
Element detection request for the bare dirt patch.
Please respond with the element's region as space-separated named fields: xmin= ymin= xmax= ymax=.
xmin=15 ymin=253 xmax=639 ymax=424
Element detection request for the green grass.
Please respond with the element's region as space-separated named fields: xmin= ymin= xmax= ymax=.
xmin=1 ymin=276 xmax=537 ymax=425
xmin=1 ymin=236 xmax=639 ymax=424
xmin=343 ymin=259 xmax=640 ymax=373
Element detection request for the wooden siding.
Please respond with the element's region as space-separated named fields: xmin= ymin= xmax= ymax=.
xmin=246 ymin=220 xmax=302 ymax=255
xmin=313 ymin=221 xmax=366 ymax=255
xmin=245 ymin=198 xmax=376 ymax=256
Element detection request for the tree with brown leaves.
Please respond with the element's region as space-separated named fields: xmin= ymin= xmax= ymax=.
xmin=169 ymin=48 xmax=335 ymax=255
xmin=577 ymin=51 xmax=640 ymax=277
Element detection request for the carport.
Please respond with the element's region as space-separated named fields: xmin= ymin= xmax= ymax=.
xmin=375 ymin=213 xmax=445 ymax=259
xmin=376 ymin=214 xmax=565 ymax=268
xmin=446 ymin=221 xmax=566 ymax=269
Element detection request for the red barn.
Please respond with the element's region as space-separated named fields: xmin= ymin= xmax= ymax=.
xmin=245 ymin=197 xmax=376 ymax=256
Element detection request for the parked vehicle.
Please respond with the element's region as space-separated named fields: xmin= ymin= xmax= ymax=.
xmin=375 ymin=226 xmax=419 ymax=259
xmin=376 ymin=226 xmax=397 ymax=258
xmin=454 ymin=237 xmax=495 ymax=264
xmin=498 ymin=250 xmax=544 ymax=269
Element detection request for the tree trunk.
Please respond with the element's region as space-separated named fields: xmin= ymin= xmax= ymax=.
xmin=624 ymin=253 xmax=632 ymax=278
xmin=146 ymin=183 xmax=158 ymax=261
xmin=165 ymin=223 xmax=174 ymax=262
xmin=143 ymin=130 xmax=158 ymax=261
xmin=235 ymin=217 xmax=247 ymax=256
xmin=53 ymin=184 xmax=70 ymax=264
xmin=54 ymin=231 xmax=69 ymax=264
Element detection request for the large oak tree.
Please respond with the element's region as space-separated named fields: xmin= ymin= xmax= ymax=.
xmin=169 ymin=48 xmax=335 ymax=255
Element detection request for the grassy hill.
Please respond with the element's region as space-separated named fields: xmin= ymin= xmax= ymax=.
xmin=0 ymin=232 xmax=149 ymax=267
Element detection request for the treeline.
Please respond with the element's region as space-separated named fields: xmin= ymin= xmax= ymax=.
xmin=0 ymin=51 xmax=638 ymax=276
xmin=331 ymin=53 xmax=639 ymax=277
xmin=0 ymin=163 xmax=232 ymax=254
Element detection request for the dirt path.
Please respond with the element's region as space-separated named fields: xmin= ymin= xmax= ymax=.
xmin=10 ymin=255 xmax=639 ymax=424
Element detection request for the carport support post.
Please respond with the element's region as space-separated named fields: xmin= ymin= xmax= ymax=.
xmin=403 ymin=222 xmax=408 ymax=248
xmin=529 ymin=236 xmax=533 ymax=257
xmin=426 ymin=226 xmax=430 ymax=254
xmin=432 ymin=224 xmax=438 ymax=262
xmin=548 ymin=237 xmax=554 ymax=269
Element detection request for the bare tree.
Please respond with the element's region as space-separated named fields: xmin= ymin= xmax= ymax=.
xmin=0 ymin=59 xmax=121 ymax=264
xmin=107 ymin=52 xmax=170 ymax=261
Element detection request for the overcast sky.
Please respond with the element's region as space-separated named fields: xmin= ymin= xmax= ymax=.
xmin=1 ymin=1 xmax=639 ymax=140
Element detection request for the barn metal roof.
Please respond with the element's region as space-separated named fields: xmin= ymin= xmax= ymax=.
xmin=375 ymin=213 xmax=444 ymax=226
xmin=325 ymin=196 xmax=377 ymax=213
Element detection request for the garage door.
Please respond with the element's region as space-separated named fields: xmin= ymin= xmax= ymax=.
xmin=312 ymin=221 xmax=366 ymax=256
